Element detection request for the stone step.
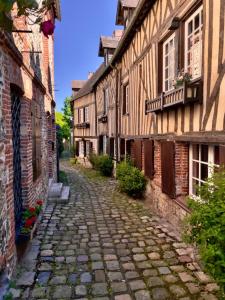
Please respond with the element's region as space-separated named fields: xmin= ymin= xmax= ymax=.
xmin=48 ymin=178 xmax=54 ymax=188
xmin=60 ymin=186 xmax=70 ymax=202
xmin=48 ymin=186 xmax=70 ymax=204
xmin=48 ymin=182 xmax=63 ymax=198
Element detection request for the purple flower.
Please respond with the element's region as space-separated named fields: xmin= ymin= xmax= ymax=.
xmin=41 ymin=20 xmax=55 ymax=38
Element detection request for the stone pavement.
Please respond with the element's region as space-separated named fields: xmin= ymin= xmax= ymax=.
xmin=12 ymin=160 xmax=221 ymax=300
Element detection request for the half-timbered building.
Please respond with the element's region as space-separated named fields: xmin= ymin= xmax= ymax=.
xmin=73 ymin=0 xmax=225 ymax=226
xmin=106 ymin=0 xmax=225 ymax=225
xmin=72 ymin=66 xmax=105 ymax=160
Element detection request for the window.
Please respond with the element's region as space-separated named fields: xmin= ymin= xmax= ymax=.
xmin=86 ymin=141 xmax=90 ymax=156
xmin=78 ymin=108 xmax=84 ymax=124
xmin=103 ymin=135 xmax=107 ymax=154
xmin=79 ymin=141 xmax=85 ymax=157
xmin=123 ymin=83 xmax=129 ymax=115
xmin=32 ymin=100 xmax=41 ymax=181
xmin=103 ymin=88 xmax=109 ymax=114
xmin=185 ymin=5 xmax=203 ymax=79
xmin=189 ymin=144 xmax=219 ymax=195
xmin=84 ymin=106 xmax=89 ymax=122
xmin=163 ymin=33 xmax=176 ymax=92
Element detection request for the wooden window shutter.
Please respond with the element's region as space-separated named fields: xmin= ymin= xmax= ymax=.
xmin=219 ymin=145 xmax=225 ymax=167
xmin=89 ymin=142 xmax=93 ymax=154
xmin=110 ymin=138 xmax=115 ymax=158
xmin=120 ymin=139 xmax=125 ymax=158
xmin=143 ymin=140 xmax=154 ymax=179
xmin=99 ymin=136 xmax=103 ymax=154
xmin=178 ymin=22 xmax=185 ymax=72
xmin=75 ymin=141 xmax=79 ymax=156
xmin=161 ymin=141 xmax=176 ymax=198
xmin=133 ymin=140 xmax=142 ymax=170
xmin=158 ymin=42 xmax=163 ymax=94
xmin=126 ymin=140 xmax=131 ymax=156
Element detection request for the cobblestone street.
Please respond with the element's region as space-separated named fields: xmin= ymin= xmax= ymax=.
xmin=13 ymin=161 xmax=221 ymax=300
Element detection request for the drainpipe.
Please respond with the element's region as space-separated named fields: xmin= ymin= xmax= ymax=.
xmin=94 ymin=89 xmax=98 ymax=154
xmin=109 ymin=62 xmax=120 ymax=163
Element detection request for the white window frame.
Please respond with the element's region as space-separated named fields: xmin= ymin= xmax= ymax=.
xmin=86 ymin=141 xmax=90 ymax=156
xmin=103 ymin=135 xmax=107 ymax=155
xmin=163 ymin=33 xmax=176 ymax=92
xmin=79 ymin=141 xmax=84 ymax=157
xmin=189 ymin=144 xmax=219 ymax=196
xmin=84 ymin=106 xmax=89 ymax=122
xmin=185 ymin=5 xmax=203 ymax=80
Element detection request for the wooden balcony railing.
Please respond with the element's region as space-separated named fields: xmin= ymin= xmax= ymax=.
xmin=145 ymin=79 xmax=203 ymax=113
xmin=75 ymin=122 xmax=90 ymax=129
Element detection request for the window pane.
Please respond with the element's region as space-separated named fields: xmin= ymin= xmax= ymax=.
xmin=214 ymin=146 xmax=220 ymax=165
xmin=193 ymin=161 xmax=199 ymax=178
xmin=192 ymin=179 xmax=199 ymax=195
xmin=193 ymin=144 xmax=199 ymax=160
xmin=195 ymin=14 xmax=200 ymax=30
xmin=201 ymin=163 xmax=208 ymax=181
xmin=188 ymin=21 xmax=193 ymax=35
xmin=201 ymin=145 xmax=208 ymax=162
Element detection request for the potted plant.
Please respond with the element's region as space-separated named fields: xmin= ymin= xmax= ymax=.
xmin=18 ymin=200 xmax=43 ymax=242
xmin=173 ymin=70 xmax=192 ymax=88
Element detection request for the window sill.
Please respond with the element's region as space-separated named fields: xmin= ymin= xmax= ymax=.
xmin=122 ymin=113 xmax=129 ymax=117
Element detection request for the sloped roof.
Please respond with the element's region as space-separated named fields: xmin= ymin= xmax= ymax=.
xmin=98 ymin=36 xmax=120 ymax=57
xmin=116 ymin=0 xmax=139 ymax=25
xmin=54 ymin=0 xmax=61 ymax=20
xmin=72 ymin=80 xmax=86 ymax=90
xmin=95 ymin=0 xmax=156 ymax=85
xmin=73 ymin=64 xmax=106 ymax=100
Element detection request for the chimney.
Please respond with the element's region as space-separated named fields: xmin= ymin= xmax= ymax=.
xmin=88 ymin=72 xmax=94 ymax=79
xmin=113 ymin=30 xmax=124 ymax=40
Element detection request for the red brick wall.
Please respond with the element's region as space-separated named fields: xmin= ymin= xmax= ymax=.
xmin=145 ymin=140 xmax=189 ymax=227
xmin=0 ymin=7 xmax=57 ymax=275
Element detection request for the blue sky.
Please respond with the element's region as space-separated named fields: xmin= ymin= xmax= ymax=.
xmin=54 ymin=0 xmax=121 ymax=112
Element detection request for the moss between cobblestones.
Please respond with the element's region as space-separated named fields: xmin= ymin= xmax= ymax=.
xmin=73 ymin=165 xmax=107 ymax=182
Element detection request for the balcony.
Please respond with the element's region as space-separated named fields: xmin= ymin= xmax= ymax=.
xmin=98 ymin=114 xmax=108 ymax=123
xmin=75 ymin=122 xmax=90 ymax=129
xmin=145 ymin=79 xmax=203 ymax=113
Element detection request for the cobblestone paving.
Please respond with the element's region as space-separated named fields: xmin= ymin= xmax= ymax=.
xmin=13 ymin=161 xmax=221 ymax=300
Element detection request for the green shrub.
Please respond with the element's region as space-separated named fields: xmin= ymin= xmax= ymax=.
xmin=116 ymin=161 xmax=147 ymax=198
xmin=183 ymin=169 xmax=225 ymax=291
xmin=98 ymin=155 xmax=113 ymax=177
xmin=90 ymin=154 xmax=113 ymax=177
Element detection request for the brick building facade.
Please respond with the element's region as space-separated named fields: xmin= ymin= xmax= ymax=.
xmin=0 ymin=2 xmax=60 ymax=275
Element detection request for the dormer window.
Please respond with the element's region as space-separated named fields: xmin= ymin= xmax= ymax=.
xmin=116 ymin=0 xmax=139 ymax=28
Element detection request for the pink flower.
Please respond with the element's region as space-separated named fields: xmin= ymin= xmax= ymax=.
xmin=41 ymin=20 xmax=55 ymax=38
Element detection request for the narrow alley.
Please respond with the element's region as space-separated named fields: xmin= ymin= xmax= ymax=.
xmin=13 ymin=161 xmax=220 ymax=300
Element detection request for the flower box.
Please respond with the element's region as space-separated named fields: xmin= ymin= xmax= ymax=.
xmin=17 ymin=200 xmax=43 ymax=243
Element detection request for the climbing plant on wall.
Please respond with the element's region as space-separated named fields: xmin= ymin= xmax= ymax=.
xmin=0 ymin=0 xmax=55 ymax=33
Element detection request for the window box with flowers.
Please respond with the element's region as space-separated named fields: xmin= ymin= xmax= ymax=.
xmin=17 ymin=200 xmax=43 ymax=243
